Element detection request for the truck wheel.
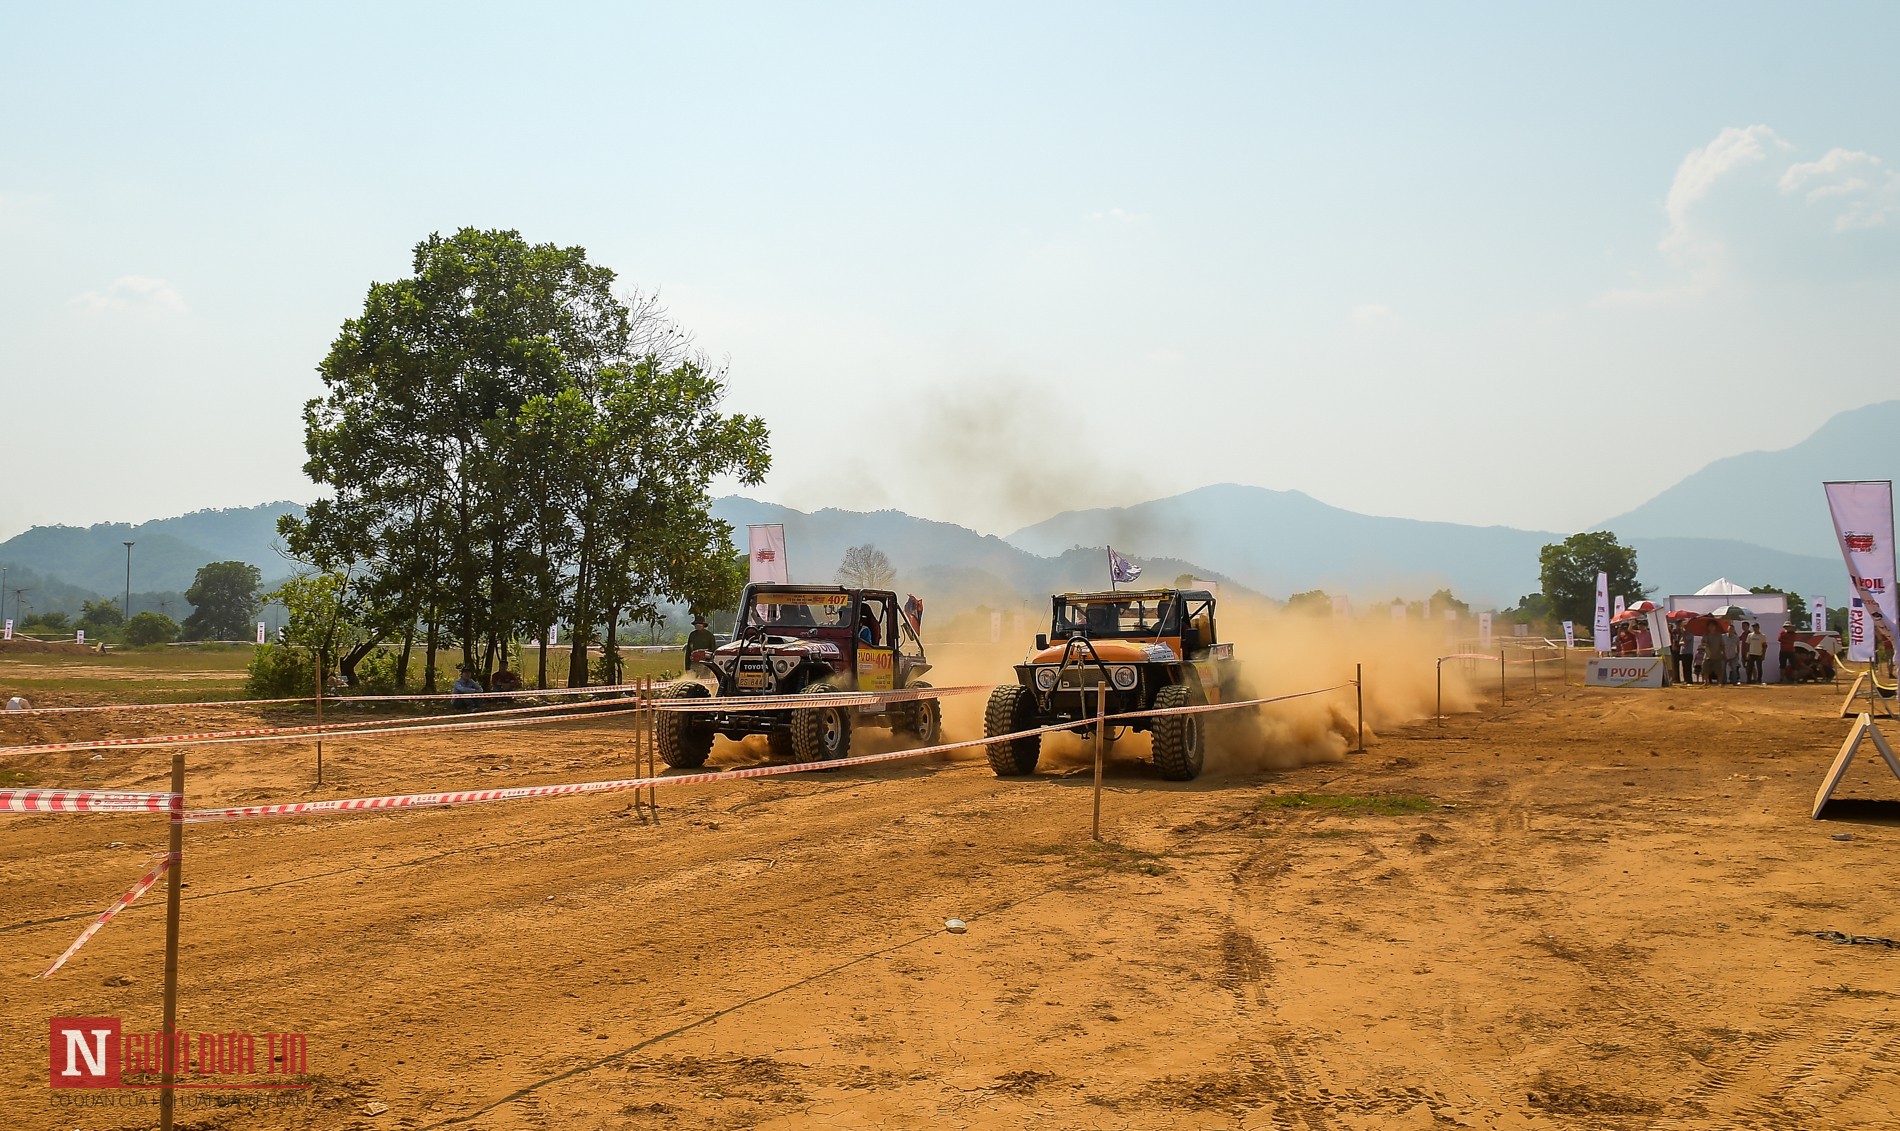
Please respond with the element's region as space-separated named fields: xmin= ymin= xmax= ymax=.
xmin=767 ymin=731 xmax=795 ymax=761
xmin=984 ymin=684 xmax=1041 ymax=776
xmin=655 ymin=682 xmax=715 ymax=769
xmin=900 ymin=681 xmax=942 ymax=747
xmin=791 ymin=693 xmax=853 ymax=763
xmin=1150 ymin=683 xmax=1205 ymax=781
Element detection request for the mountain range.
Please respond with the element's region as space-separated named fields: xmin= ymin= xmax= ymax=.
xmin=4 ymin=401 xmax=1889 ymax=616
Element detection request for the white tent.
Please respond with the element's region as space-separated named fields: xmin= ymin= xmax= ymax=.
xmin=1669 ymin=587 xmax=1789 ymax=682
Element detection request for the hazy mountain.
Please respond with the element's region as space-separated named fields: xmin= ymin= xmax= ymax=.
xmin=0 ymin=502 xmax=305 ymax=602
xmin=1596 ymin=400 xmax=1900 ymax=558
xmin=708 ymin=497 xmax=1247 ymax=604
xmin=1002 ymin=483 xmax=1840 ymax=605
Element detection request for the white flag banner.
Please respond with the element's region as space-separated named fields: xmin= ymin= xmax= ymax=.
xmin=2 ymin=619 xmax=11 ymax=641
xmin=1647 ymin=608 xmax=1670 ymax=658
xmin=1809 ymin=596 xmax=1825 ymax=634
xmin=1823 ymin=481 xmax=1896 ymax=662
xmin=1331 ymin=596 xmax=1351 ymax=620
xmin=548 ymin=625 xmax=559 ymax=647
xmin=1391 ymin=602 xmax=1407 ymax=621
xmin=1613 ymin=595 xmax=1626 ymax=619
xmin=748 ymin=524 xmax=789 ymax=584
xmin=257 ymin=621 xmax=267 ymax=645
xmin=1478 ymin=611 xmax=1493 ymax=647
xmin=1562 ymin=620 xmax=1576 ymax=648
xmin=76 ymin=630 xmax=85 ymax=645
xmin=1849 ymin=597 xmax=1869 ymax=662
xmin=1593 ymin=571 xmax=1611 ymax=653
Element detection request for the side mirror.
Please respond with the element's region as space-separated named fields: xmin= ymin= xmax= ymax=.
xmin=1035 ymin=633 xmax=1049 ymax=651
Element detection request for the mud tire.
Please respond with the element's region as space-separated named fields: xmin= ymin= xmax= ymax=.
xmin=791 ymin=690 xmax=853 ymax=763
xmin=767 ymin=731 xmax=796 ymax=761
xmin=899 ymin=681 xmax=943 ymax=747
xmin=1150 ymin=682 xmax=1205 ymax=781
xmin=655 ymin=682 xmax=715 ymax=769
xmin=984 ymin=684 xmax=1042 ymax=776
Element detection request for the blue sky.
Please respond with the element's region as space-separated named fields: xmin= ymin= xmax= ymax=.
xmin=3 ymin=2 xmax=1897 ymax=541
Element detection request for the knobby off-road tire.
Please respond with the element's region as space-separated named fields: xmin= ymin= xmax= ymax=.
xmin=655 ymin=682 xmax=715 ymax=769
xmin=791 ymin=688 xmax=852 ymax=763
xmin=900 ymin=681 xmax=943 ymax=748
xmin=1150 ymin=682 xmax=1206 ymax=781
xmin=984 ymin=684 xmax=1041 ymax=776
xmin=767 ymin=731 xmax=796 ymax=761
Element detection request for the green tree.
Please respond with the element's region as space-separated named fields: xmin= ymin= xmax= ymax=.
xmin=1285 ymin=590 xmax=1333 ymax=615
xmin=1749 ymin=585 xmax=1807 ymax=627
xmin=290 ymin=229 xmax=768 ymax=690
xmin=79 ymin=599 xmax=125 ymax=632
xmin=181 ymin=561 xmax=263 ymax=640
xmin=124 ymin=611 xmax=179 ymax=647
xmin=1537 ymin=533 xmax=1643 ymax=625
xmin=1427 ymin=588 xmax=1470 ymax=617
xmin=835 ymin=544 xmax=896 ymax=590
xmin=22 ymin=611 xmax=72 ymax=634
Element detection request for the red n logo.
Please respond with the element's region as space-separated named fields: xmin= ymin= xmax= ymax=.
xmin=50 ymin=1017 xmax=121 ymax=1088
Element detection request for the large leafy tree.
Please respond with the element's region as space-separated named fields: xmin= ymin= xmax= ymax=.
xmin=1538 ymin=533 xmax=1643 ymax=625
xmin=181 ymin=561 xmax=263 ymax=640
xmin=288 ymin=228 xmax=768 ymax=689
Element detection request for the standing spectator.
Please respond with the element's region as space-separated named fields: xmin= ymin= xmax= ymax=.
xmin=684 ymin=615 xmax=717 ymax=676
xmin=1744 ymin=623 xmax=1767 ymax=683
xmin=1776 ymin=623 xmax=1795 ymax=680
xmin=1724 ymin=626 xmax=1743 ymax=685
xmin=1701 ymin=624 xmax=1726 ymax=686
xmin=1674 ymin=628 xmax=1695 ymax=684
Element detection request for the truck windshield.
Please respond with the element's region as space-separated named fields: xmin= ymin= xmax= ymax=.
xmin=746 ymin=593 xmax=854 ymax=630
xmin=1053 ymin=597 xmax=1178 ymax=639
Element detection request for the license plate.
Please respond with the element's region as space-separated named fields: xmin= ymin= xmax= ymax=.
xmin=738 ymin=671 xmax=766 ymax=689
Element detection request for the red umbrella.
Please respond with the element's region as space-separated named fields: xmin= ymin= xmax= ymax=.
xmin=1666 ymin=609 xmax=1698 ymax=622
xmin=1625 ymin=600 xmax=1662 ymax=614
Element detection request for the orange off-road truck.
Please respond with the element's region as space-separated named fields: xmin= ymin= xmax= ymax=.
xmin=983 ymin=587 xmax=1237 ymax=781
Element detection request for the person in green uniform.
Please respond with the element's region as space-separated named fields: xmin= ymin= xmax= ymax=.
xmin=684 ymin=615 xmax=717 ymax=676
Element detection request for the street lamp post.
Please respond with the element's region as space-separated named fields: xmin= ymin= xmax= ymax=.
xmin=124 ymin=541 xmax=136 ymax=626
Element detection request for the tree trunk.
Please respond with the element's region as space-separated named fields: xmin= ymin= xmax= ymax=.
xmin=397 ymin=622 xmax=414 ymax=689
xmin=423 ymin=613 xmax=440 ymax=694
xmin=568 ymin=541 xmax=594 ymax=688
xmin=536 ymin=623 xmax=550 ymax=689
xmin=604 ymin=606 xmax=621 ymax=687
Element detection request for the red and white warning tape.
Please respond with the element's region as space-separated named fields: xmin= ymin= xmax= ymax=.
xmin=181 ymin=682 xmax=1353 ymax=824
xmin=1 ymin=788 xmax=181 ymax=814
xmin=38 ymin=851 xmax=175 ymax=978
xmin=0 ymin=678 xmax=676 ymax=717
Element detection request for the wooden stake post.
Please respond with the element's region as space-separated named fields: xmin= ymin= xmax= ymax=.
xmin=159 ymin=752 xmax=185 ymax=1131
xmin=1091 ymin=683 xmax=1105 ymax=842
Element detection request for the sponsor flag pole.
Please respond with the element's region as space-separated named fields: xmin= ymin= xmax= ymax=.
xmin=159 ymin=752 xmax=184 ymax=1131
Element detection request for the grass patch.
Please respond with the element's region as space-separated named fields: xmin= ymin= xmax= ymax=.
xmin=1258 ymin=792 xmax=1436 ymax=817
xmin=0 ymin=767 xmax=38 ymax=788
xmin=1035 ymin=840 xmax=1172 ymax=876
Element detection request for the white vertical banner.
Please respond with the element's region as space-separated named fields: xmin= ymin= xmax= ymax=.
xmin=1477 ymin=611 xmax=1493 ymax=647
xmin=1391 ymin=602 xmax=1406 ymax=621
xmin=2 ymin=619 xmax=10 ymax=640
xmin=257 ymin=621 xmax=267 ymax=645
xmin=1613 ymin=595 xmax=1626 ymax=619
xmin=77 ymin=629 xmax=86 ymax=645
xmin=1444 ymin=609 xmax=1457 ymax=622
xmin=1849 ymin=597 xmax=1870 ymax=662
xmin=989 ymin=611 xmax=1002 ymax=643
xmin=1647 ymin=608 xmax=1670 ymax=658
xmin=1423 ymin=598 xmax=1433 ymax=620
xmin=1012 ymin=611 xmax=1025 ymax=637
xmin=548 ymin=625 xmax=559 ymax=647
xmin=1562 ymin=620 xmax=1576 ymax=648
xmin=1809 ymin=596 xmax=1825 ymax=634
xmin=1331 ymin=596 xmax=1351 ymax=620
xmin=747 ymin=523 xmax=789 ymax=584
xmin=1593 ymin=571 xmax=1611 ymax=653
xmin=1824 ymin=481 xmax=1896 ymax=661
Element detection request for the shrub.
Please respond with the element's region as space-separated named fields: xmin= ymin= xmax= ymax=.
xmin=351 ymin=648 xmax=402 ymax=695
xmin=246 ymin=644 xmax=315 ymax=698
xmin=123 ymin=612 xmax=179 ymax=647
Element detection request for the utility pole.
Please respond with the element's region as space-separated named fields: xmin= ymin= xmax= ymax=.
xmin=124 ymin=541 xmax=136 ymax=625
xmin=1 ymin=566 xmax=7 ymax=627
xmin=13 ymin=588 xmax=30 ymax=629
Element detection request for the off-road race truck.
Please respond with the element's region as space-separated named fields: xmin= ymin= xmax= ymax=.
xmin=983 ymin=587 xmax=1237 ymax=781
xmin=655 ymin=583 xmax=941 ymax=768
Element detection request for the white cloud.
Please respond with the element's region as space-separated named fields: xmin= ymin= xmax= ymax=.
xmin=1088 ymin=206 xmax=1147 ymax=224
xmin=70 ymin=275 xmax=188 ymax=315
xmin=1351 ymin=303 xmax=1393 ymax=323
xmin=1661 ymin=124 xmax=1789 ymax=256
xmin=1778 ymin=147 xmax=1900 ymax=232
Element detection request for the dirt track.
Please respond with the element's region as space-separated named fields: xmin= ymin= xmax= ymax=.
xmin=5 ymin=677 xmax=1900 ymax=1129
